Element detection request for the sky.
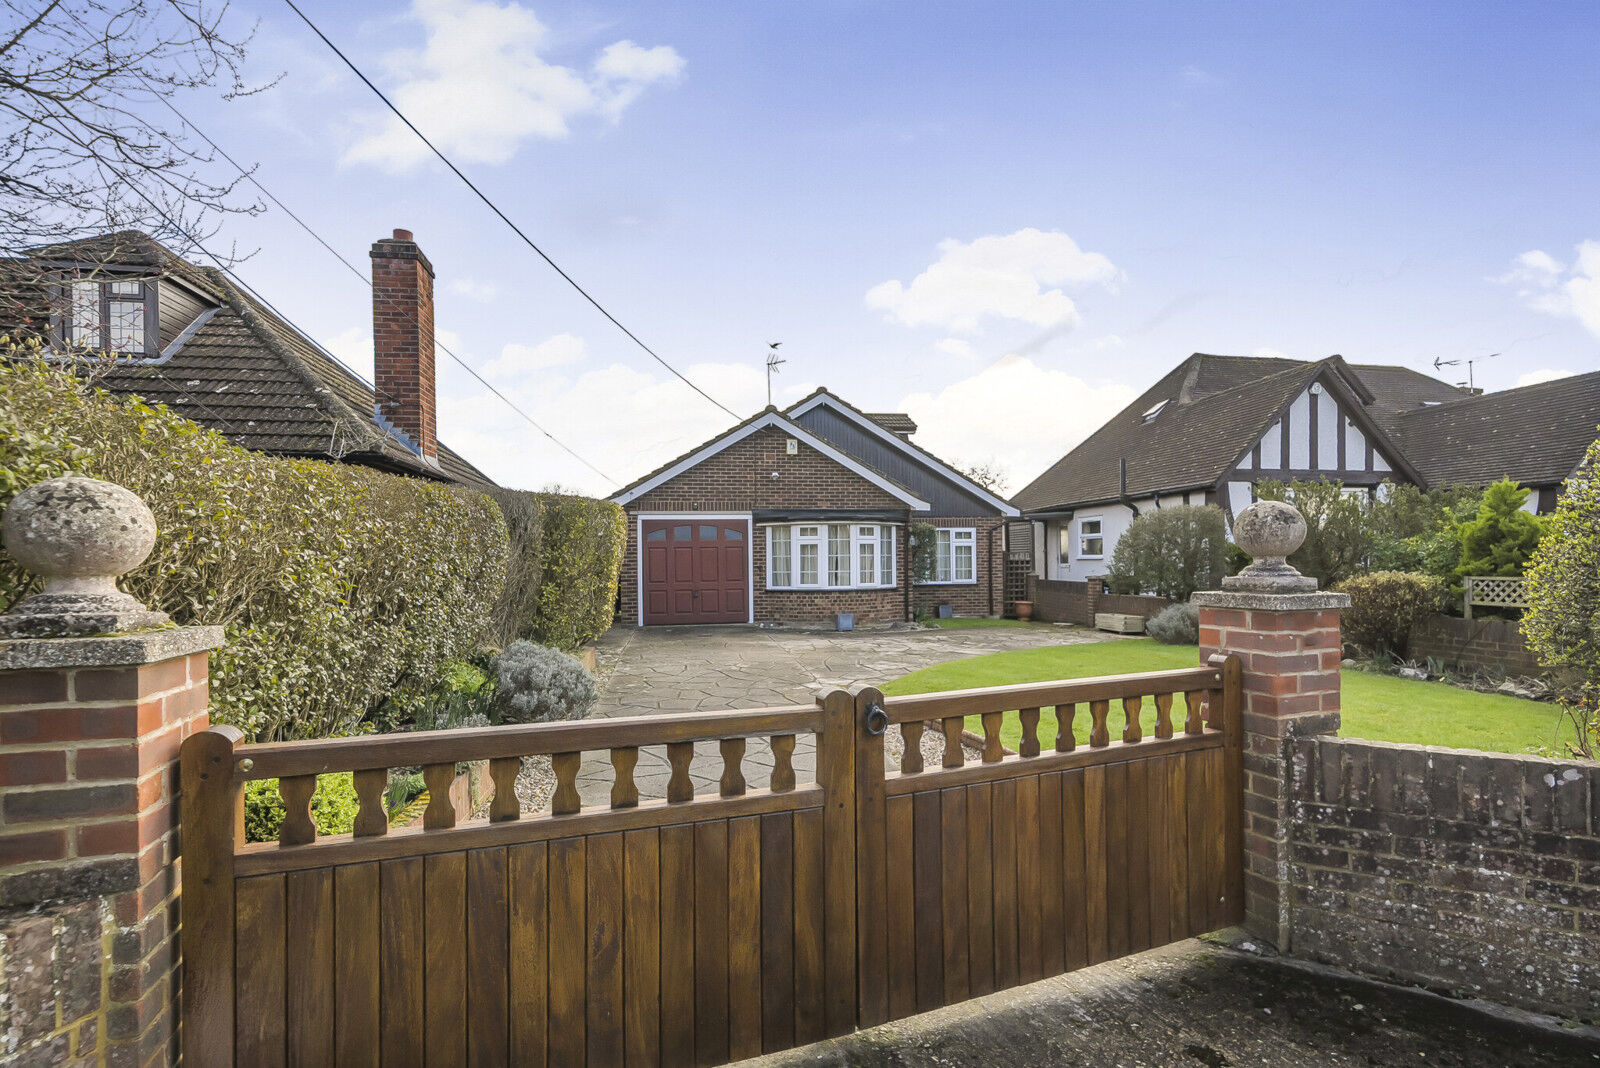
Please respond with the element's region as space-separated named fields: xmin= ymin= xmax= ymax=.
xmin=172 ymin=1 xmax=1600 ymax=496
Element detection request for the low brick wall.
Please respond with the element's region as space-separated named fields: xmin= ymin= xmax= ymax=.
xmin=1409 ymin=614 xmax=1542 ymax=677
xmin=1286 ymin=736 xmax=1599 ymax=1023
xmin=1025 ymin=578 xmax=1170 ymax=626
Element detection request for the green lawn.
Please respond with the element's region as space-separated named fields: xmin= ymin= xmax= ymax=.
xmin=881 ymin=638 xmax=1568 ymax=756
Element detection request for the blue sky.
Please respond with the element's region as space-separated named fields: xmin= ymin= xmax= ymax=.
xmin=179 ymin=1 xmax=1600 ymax=494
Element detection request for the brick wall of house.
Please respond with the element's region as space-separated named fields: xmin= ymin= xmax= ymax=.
xmin=619 ymin=426 xmax=1004 ymax=625
xmin=1285 ymin=736 xmax=1599 ymax=1024
xmin=1408 ymin=614 xmax=1543 ymax=677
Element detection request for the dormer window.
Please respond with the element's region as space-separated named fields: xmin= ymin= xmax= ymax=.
xmin=1141 ymin=400 xmax=1168 ymax=423
xmin=57 ymin=275 xmax=158 ymax=358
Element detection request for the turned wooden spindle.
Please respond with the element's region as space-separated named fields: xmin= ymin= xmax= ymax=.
xmin=980 ymin=713 xmax=1004 ymax=763
xmin=279 ymin=775 xmax=317 ymax=846
xmin=1183 ymin=690 xmax=1205 ymax=735
xmin=1019 ymin=707 xmax=1041 ymax=757
xmin=1089 ymin=700 xmax=1111 ymax=748
xmin=422 ymin=763 xmax=458 ymax=830
xmin=352 ymin=768 xmax=388 ymax=837
xmin=611 ymin=746 xmax=640 ymax=809
xmin=1056 ymin=704 xmax=1077 ymax=752
xmin=1154 ymin=693 xmax=1175 ymax=739
xmin=1205 ymin=688 xmax=1224 ymax=731
xmin=942 ymin=717 xmax=965 ymax=768
xmin=900 ymin=721 xmax=925 ymax=774
xmin=1122 ymin=696 xmax=1143 ymax=744
xmin=770 ymin=735 xmax=796 ymax=792
xmin=489 ymin=757 xmax=521 ymax=822
xmin=666 ymin=741 xmax=695 ymax=802
xmin=551 ymin=752 xmax=582 ymax=816
xmin=720 ymin=737 xmax=747 ymax=797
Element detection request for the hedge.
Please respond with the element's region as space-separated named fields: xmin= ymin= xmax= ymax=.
xmin=484 ymin=488 xmax=625 ymax=651
xmin=0 ymin=350 xmax=509 ymax=740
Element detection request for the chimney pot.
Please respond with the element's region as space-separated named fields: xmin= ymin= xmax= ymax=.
xmin=393 ymin=228 xmax=413 ymax=241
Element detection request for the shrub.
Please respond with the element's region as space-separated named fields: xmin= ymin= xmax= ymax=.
xmin=484 ymin=488 xmax=546 ymax=647
xmin=1253 ymin=480 xmax=1370 ymax=586
xmin=533 ymin=493 xmax=626 ymax=650
xmin=0 ymin=352 xmax=509 ymax=740
xmin=1453 ymin=479 xmax=1545 ymax=586
xmin=1106 ymin=505 xmax=1228 ymax=600
xmin=1145 ymin=603 xmax=1199 ymax=645
xmin=243 ymin=772 xmax=361 ymax=844
xmin=1333 ymin=571 xmax=1444 ymax=657
xmin=908 ymin=522 xmax=938 ymax=584
xmin=1367 ymin=481 xmax=1484 ymax=576
xmin=494 ymin=640 xmax=597 ymax=723
xmin=1523 ymin=434 xmax=1600 ymax=758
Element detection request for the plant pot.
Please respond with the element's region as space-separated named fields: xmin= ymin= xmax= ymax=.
xmin=1015 ymin=600 xmax=1034 ymax=621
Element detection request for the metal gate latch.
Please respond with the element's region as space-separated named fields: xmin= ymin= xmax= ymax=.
xmin=864 ymin=702 xmax=889 ymax=737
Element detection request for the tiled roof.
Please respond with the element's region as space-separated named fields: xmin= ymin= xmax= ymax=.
xmin=16 ymin=232 xmax=492 ymax=488
xmin=1390 ymin=371 xmax=1600 ymax=487
xmin=866 ymin=412 xmax=917 ymax=435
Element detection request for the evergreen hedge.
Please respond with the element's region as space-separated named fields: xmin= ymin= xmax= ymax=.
xmin=484 ymin=488 xmax=625 ymax=650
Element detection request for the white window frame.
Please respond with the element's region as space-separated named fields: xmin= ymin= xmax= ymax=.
xmin=1077 ymin=516 xmax=1105 ymax=560
xmin=920 ymin=527 xmax=978 ymax=586
xmin=765 ymin=522 xmax=897 ymax=590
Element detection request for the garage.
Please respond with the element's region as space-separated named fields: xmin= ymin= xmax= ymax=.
xmin=639 ymin=518 xmax=750 ymax=625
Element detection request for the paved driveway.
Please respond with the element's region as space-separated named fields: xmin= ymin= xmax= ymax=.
xmin=576 ymin=623 xmax=1108 ymax=804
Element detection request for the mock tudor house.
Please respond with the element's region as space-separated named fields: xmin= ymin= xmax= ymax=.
xmin=2 ymin=229 xmax=492 ymax=487
xmin=609 ymin=388 xmax=1019 ymax=626
xmin=1013 ymin=352 xmax=1600 ymax=587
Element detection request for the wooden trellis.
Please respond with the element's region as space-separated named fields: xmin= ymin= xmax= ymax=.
xmin=1463 ymin=576 xmax=1527 ymax=619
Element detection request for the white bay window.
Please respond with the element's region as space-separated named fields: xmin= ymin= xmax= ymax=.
xmin=767 ymin=523 xmax=896 ymax=589
xmin=925 ymin=527 xmax=977 ymax=584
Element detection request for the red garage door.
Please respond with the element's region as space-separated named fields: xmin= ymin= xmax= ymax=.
xmin=641 ymin=519 xmax=750 ymax=625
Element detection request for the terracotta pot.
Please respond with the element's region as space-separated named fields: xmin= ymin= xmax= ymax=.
xmin=1015 ymin=600 xmax=1034 ymax=621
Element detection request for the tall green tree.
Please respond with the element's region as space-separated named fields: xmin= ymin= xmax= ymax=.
xmin=1453 ymin=479 xmax=1545 ymax=582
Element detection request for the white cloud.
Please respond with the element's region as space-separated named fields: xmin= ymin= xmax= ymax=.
xmin=1090 ymin=334 xmax=1126 ymax=350
xmin=936 ymin=338 xmax=975 ymax=359
xmin=865 ymin=228 xmax=1119 ymax=333
xmin=1498 ymin=241 xmax=1600 ymax=338
xmin=323 ymin=326 xmax=373 ymax=380
xmin=1516 ymin=368 xmax=1578 ymax=387
xmin=446 ymin=277 xmax=500 ymax=302
xmin=483 ymin=332 xmax=587 ymax=376
xmin=899 ymin=355 xmax=1138 ymax=490
xmin=343 ymin=0 xmax=684 ymax=171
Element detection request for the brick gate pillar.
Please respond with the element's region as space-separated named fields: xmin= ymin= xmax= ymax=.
xmin=0 ymin=477 xmax=221 ymax=1067
xmin=1191 ymin=501 xmax=1347 ymax=950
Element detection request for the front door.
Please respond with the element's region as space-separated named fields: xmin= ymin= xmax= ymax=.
xmin=640 ymin=518 xmax=750 ymax=624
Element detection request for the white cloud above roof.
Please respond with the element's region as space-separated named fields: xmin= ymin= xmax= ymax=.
xmin=1498 ymin=241 xmax=1600 ymax=338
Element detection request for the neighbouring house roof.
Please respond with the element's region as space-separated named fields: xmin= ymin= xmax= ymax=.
xmin=9 ymin=232 xmax=493 ymax=488
xmin=1012 ymin=353 xmax=1447 ymax=513
xmin=866 ymin=412 xmax=917 ymax=435
xmin=784 ymin=388 xmax=1019 ymax=516
xmin=608 ymin=407 xmax=932 ymax=510
xmin=1388 ymin=370 xmax=1600 ymax=488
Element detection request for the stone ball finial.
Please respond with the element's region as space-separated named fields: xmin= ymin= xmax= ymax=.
xmin=0 ymin=476 xmax=169 ymax=638
xmin=1223 ymin=499 xmax=1318 ymax=594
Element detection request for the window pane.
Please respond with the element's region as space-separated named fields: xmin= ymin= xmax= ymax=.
xmin=954 ymin=543 xmax=974 ymax=582
xmin=699 ymin=525 xmax=719 ymax=540
xmin=935 ymin=529 xmax=952 ymax=583
xmin=799 ymin=543 xmax=818 ymax=585
xmin=770 ymin=526 xmax=791 ymax=585
xmin=70 ymin=281 xmax=98 ymax=345
xmin=1085 ymin=537 xmax=1104 ymax=556
xmin=1058 ymin=527 xmax=1070 ymax=563
xmin=109 ymin=300 xmax=143 ymax=352
xmin=798 ymin=526 xmax=819 ymax=537
xmin=880 ymin=528 xmax=894 ymax=585
xmin=109 ymin=279 xmax=142 ymax=297
xmin=724 ymin=527 xmax=743 ymax=540
xmin=673 ymin=525 xmax=692 ymax=541
xmin=828 ymin=524 xmax=850 ymax=586
xmin=1083 ymin=519 xmax=1102 ymax=535
xmin=646 ymin=529 xmax=666 ymax=542
xmin=857 ymin=541 xmax=875 ymax=586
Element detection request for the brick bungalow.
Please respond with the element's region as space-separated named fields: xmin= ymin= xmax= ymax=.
xmin=609 ymin=389 xmax=1019 ymax=626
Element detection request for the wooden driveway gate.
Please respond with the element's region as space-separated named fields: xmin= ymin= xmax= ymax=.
xmin=181 ymin=656 xmax=1241 ymax=1065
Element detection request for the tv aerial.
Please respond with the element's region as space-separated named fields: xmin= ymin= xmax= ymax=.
xmin=766 ymin=342 xmax=786 ymax=407
xmin=1432 ymin=352 xmax=1498 ymax=391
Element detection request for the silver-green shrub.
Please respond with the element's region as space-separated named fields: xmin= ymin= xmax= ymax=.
xmin=494 ymin=640 xmax=597 ymax=723
xmin=1144 ymin=603 xmax=1200 ymax=645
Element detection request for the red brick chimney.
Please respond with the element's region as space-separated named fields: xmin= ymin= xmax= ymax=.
xmin=370 ymin=228 xmax=437 ymax=461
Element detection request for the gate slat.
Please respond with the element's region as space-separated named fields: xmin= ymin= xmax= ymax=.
xmin=236 ymin=873 xmax=287 ymax=1066
xmin=1206 ymin=747 xmax=1229 ymax=930
xmin=286 ymin=868 xmax=335 ymax=1064
xmin=884 ymin=794 xmax=916 ymax=1019
xmin=1167 ymin=756 xmax=1189 ymax=941
xmin=1038 ymin=771 xmax=1066 ymax=977
xmin=658 ymin=824 xmax=696 ymax=1068
xmin=1186 ymin=751 xmax=1211 ymax=937
xmin=1105 ymin=763 xmax=1131 ymax=961
xmin=507 ymin=843 xmax=549 ymax=1068
xmin=334 ymin=863 xmax=380 ymax=1068
xmin=939 ymin=787 xmax=970 ymax=1005
xmin=1082 ymin=766 xmax=1108 ymax=965
xmin=1127 ymin=760 xmax=1153 ymax=955
xmin=380 ymin=858 xmax=425 ymax=1068
xmin=1060 ymin=769 xmax=1089 ymax=970
xmin=424 ymin=852 xmax=468 ymax=1067
xmin=728 ymin=816 xmax=764 ymax=1061
xmin=467 ymin=847 xmax=509 ymax=1067
xmin=587 ymin=832 xmax=626 ymax=1067
xmin=912 ymin=788 xmax=945 ymax=1012
xmin=991 ymin=778 xmax=1019 ymax=989
xmin=760 ymin=813 xmax=795 ymax=1052
xmin=1147 ymin=758 xmax=1172 ymax=948
xmin=694 ymin=820 xmax=730 ymax=1066
xmin=792 ymin=808 xmax=826 ymax=1046
xmin=1015 ymin=775 xmax=1043 ymax=983
xmin=624 ymin=828 xmax=661 ymax=1068
xmin=964 ymin=783 xmax=996 ymax=998
xmin=548 ymin=837 xmax=587 ymax=1067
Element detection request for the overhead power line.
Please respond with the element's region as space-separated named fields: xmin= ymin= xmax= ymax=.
xmin=281 ymin=0 xmax=740 ymax=420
